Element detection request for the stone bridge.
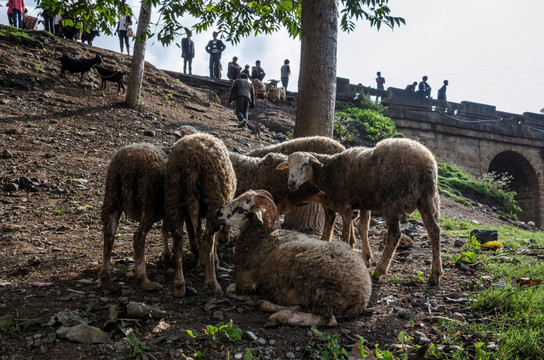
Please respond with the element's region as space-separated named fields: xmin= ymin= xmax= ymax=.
xmin=337 ymin=78 xmax=544 ymax=227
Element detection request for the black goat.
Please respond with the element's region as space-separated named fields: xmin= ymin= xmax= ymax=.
xmin=59 ymin=54 xmax=103 ymax=81
xmin=95 ymin=66 xmax=126 ymax=94
xmin=81 ymin=29 xmax=100 ymax=46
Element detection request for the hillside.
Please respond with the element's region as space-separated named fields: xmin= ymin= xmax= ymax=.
xmin=0 ymin=26 xmax=513 ymax=359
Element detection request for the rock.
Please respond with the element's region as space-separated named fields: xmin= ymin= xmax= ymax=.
xmin=126 ymin=301 xmax=167 ymax=319
xmin=4 ymin=183 xmax=19 ymax=192
xmin=452 ymin=312 xmax=466 ymax=324
xmin=399 ymin=234 xmax=413 ymax=249
xmin=212 ymin=310 xmax=224 ymax=321
xmin=143 ymin=130 xmax=155 ymax=137
xmin=19 ymin=176 xmax=39 ymax=189
xmin=453 ymin=238 xmax=464 ymax=248
xmin=5 ymin=128 xmax=18 ymax=135
xmin=1 ymin=149 xmax=13 ymax=158
xmin=62 ymin=324 xmax=110 ymax=344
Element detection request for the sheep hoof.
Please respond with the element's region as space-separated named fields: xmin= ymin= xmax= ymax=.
xmin=427 ymin=275 xmax=441 ymax=287
xmin=99 ymin=277 xmax=114 ymax=289
xmin=140 ymin=280 xmax=162 ymax=291
xmin=173 ymin=285 xmax=186 ymax=298
xmin=160 ymin=252 xmax=173 ymax=265
xmin=206 ymin=281 xmax=223 ymax=295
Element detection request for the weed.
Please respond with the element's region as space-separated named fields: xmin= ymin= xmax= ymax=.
xmin=412 ymin=271 xmax=427 ymax=284
xmin=126 ymin=331 xmax=149 ymax=358
xmin=186 ymin=320 xmax=244 ymax=358
xmin=305 ymin=325 xmax=357 ymax=359
xmin=165 ymin=92 xmax=174 ymax=101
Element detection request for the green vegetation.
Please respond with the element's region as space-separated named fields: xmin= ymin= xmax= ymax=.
xmin=430 ymin=218 xmax=544 ymax=359
xmin=335 ymin=95 xmax=399 ymax=146
xmin=126 ymin=331 xmax=149 ymax=358
xmin=186 ymin=320 xmax=255 ymax=359
xmin=438 ymin=161 xmax=521 ymax=219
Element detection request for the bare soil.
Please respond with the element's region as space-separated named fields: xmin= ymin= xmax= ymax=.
xmin=0 ymin=27 xmax=514 ymax=360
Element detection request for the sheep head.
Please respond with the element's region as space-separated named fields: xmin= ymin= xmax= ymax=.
xmin=216 ymin=190 xmax=277 ymax=228
xmin=276 ymin=152 xmax=323 ymax=191
xmin=172 ymin=125 xmax=199 ymax=140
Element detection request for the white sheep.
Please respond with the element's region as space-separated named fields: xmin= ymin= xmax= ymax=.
xmin=165 ymin=133 xmax=236 ymax=297
xmin=99 ymin=143 xmax=167 ymax=291
xmin=277 ymin=138 xmax=442 ymax=285
xmin=252 ymin=78 xmax=267 ymax=99
xmin=215 ymin=190 xmax=372 ymax=327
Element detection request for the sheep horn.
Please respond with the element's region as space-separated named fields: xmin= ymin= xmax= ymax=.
xmin=252 ymin=194 xmax=278 ymax=228
xmin=253 ymin=189 xmax=274 ymax=203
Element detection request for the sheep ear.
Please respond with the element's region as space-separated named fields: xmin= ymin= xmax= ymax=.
xmin=253 ymin=189 xmax=274 ymax=203
xmin=172 ymin=130 xmax=182 ymax=139
xmin=276 ymin=162 xmax=288 ymax=171
xmin=308 ymin=155 xmax=324 ymax=167
xmin=253 ymin=210 xmax=264 ymax=224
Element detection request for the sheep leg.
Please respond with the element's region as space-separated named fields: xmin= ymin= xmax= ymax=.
xmin=341 ymin=207 xmax=354 ymax=245
xmin=133 ymin=218 xmax=162 ymax=291
xmin=419 ymin=200 xmax=442 ymax=286
xmin=200 ymin=218 xmax=222 ymax=294
xmin=320 ymin=207 xmax=336 ymax=242
xmin=372 ymin=214 xmax=401 ymax=280
xmin=160 ymin=221 xmax=172 ymax=264
xmin=172 ymin=221 xmax=186 ymax=298
xmin=358 ymin=209 xmax=372 ymax=266
xmin=99 ymin=209 xmax=122 ymax=289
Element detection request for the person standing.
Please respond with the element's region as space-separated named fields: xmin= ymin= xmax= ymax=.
xmin=240 ymin=64 xmax=250 ymax=78
xmin=10 ymin=0 xmax=24 ymax=29
xmin=6 ymin=0 xmax=14 ymax=27
xmin=376 ymin=71 xmax=385 ymax=90
xmin=227 ymin=56 xmax=242 ymax=81
xmin=205 ymin=31 xmax=226 ymax=78
xmin=114 ymin=9 xmax=132 ymax=55
xmin=181 ymin=31 xmax=195 ymax=74
xmin=437 ymin=80 xmax=448 ymax=100
xmin=280 ymin=59 xmax=291 ymax=90
xmin=251 ymin=60 xmax=265 ymax=81
xmin=417 ymin=76 xmax=431 ymax=98
xmin=229 ymin=73 xmax=255 ymax=130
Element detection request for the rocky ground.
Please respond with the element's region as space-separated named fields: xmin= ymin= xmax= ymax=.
xmin=0 ymin=26 xmax=518 ymax=360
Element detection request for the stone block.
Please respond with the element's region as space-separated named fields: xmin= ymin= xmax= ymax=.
xmin=459 ymin=101 xmax=497 ymax=119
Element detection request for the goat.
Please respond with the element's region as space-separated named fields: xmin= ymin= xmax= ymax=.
xmin=59 ymin=54 xmax=103 ymax=81
xmin=94 ymin=66 xmax=126 ymax=94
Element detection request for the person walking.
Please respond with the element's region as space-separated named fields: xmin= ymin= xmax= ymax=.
xmin=437 ymin=80 xmax=449 ymax=100
xmin=181 ymin=31 xmax=195 ymax=74
xmin=10 ymin=0 xmax=24 ymax=29
xmin=280 ymin=59 xmax=291 ymax=90
xmin=114 ymin=9 xmax=132 ymax=55
xmin=229 ymin=73 xmax=255 ymax=130
xmin=376 ymin=71 xmax=385 ymax=90
xmin=205 ymin=31 xmax=226 ymax=78
xmin=251 ymin=60 xmax=265 ymax=81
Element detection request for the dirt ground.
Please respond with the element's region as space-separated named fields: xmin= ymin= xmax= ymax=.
xmin=0 ymin=27 xmax=515 ymax=360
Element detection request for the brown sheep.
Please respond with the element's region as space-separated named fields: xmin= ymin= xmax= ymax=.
xmin=99 ymin=143 xmax=167 ymax=291
xmin=215 ymin=190 xmax=372 ymax=327
xmin=278 ymin=138 xmax=442 ymax=285
xmin=165 ymin=133 xmax=236 ymax=297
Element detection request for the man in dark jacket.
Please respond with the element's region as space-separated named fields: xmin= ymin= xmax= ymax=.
xmin=251 ymin=60 xmax=265 ymax=81
xmin=229 ymin=73 xmax=255 ymax=130
xmin=181 ymin=31 xmax=195 ymax=75
xmin=205 ymin=31 xmax=226 ymax=78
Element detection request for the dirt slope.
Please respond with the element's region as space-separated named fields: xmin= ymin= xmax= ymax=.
xmin=0 ymin=26 xmax=513 ymax=360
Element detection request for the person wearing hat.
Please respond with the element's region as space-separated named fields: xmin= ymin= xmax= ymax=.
xmin=251 ymin=60 xmax=266 ymax=81
xmin=227 ymin=56 xmax=242 ymax=81
xmin=280 ymin=59 xmax=291 ymax=90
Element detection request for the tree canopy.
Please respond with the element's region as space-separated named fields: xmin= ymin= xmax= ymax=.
xmin=35 ymin=0 xmax=404 ymax=45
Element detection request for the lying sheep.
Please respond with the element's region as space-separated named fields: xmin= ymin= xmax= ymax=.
xmin=99 ymin=143 xmax=167 ymax=291
xmin=278 ymin=138 xmax=442 ymax=285
xmin=59 ymin=54 xmax=103 ymax=81
xmin=216 ymin=190 xmax=372 ymax=327
xmin=246 ymin=136 xmax=357 ymax=244
xmin=165 ymin=133 xmax=236 ymax=297
xmin=272 ymin=87 xmax=286 ymax=102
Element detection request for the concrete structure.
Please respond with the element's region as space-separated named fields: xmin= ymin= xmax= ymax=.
xmin=337 ymin=78 xmax=544 ymax=227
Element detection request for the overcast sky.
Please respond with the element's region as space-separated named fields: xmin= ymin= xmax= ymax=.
xmin=3 ymin=0 xmax=543 ymax=115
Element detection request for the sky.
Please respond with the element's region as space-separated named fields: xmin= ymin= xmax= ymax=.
xmin=2 ymin=0 xmax=544 ymax=115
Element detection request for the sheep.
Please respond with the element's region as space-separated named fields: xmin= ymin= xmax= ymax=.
xmin=94 ymin=66 xmax=126 ymax=94
xmin=277 ymin=138 xmax=442 ymax=285
xmin=99 ymin=143 xmax=167 ymax=291
xmin=271 ymin=87 xmax=287 ymax=102
xmin=215 ymin=190 xmax=372 ymax=327
xmin=165 ymin=133 xmax=236 ymax=297
xmin=252 ymin=78 xmax=267 ymax=99
xmin=81 ymin=28 xmax=100 ymax=46
xmin=245 ymin=136 xmax=356 ymax=244
xmin=59 ymin=54 xmax=103 ymax=81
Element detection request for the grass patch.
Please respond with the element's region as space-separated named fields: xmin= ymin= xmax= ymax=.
xmin=432 ymin=219 xmax=544 ymax=359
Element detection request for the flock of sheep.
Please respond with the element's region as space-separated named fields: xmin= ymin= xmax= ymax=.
xmin=99 ymin=127 xmax=442 ymax=327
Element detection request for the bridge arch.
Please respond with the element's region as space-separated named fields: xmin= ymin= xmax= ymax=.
xmin=482 ymin=147 xmax=541 ymax=226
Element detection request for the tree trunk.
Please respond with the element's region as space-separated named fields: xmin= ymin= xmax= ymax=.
xmin=283 ymin=0 xmax=338 ymax=233
xmin=126 ymin=1 xmax=152 ymax=108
